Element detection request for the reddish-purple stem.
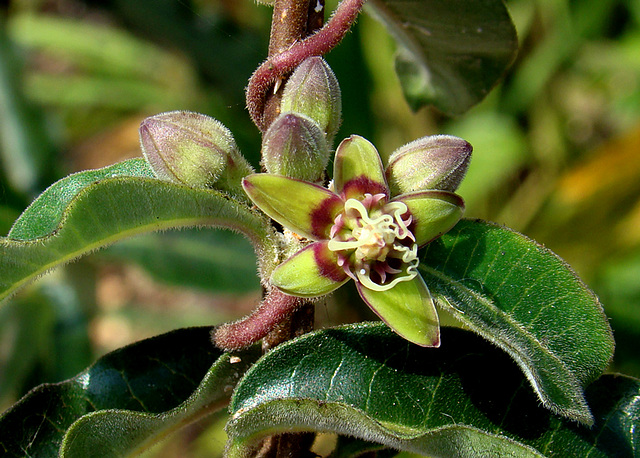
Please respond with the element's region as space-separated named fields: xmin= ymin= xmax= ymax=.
xmin=247 ymin=0 xmax=367 ymax=131
xmin=213 ymin=288 xmax=303 ymax=350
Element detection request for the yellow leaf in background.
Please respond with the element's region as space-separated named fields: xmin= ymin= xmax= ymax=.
xmin=556 ymin=124 xmax=640 ymax=206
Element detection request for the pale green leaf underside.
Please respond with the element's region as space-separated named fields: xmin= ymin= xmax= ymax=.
xmin=420 ymin=219 xmax=614 ymax=424
xmin=367 ymin=0 xmax=518 ymax=115
xmin=228 ymin=400 xmax=542 ymax=457
xmin=0 ymin=162 xmax=271 ymax=303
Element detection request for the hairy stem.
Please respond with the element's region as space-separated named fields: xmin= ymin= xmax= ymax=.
xmin=213 ymin=288 xmax=303 ymax=351
xmin=247 ymin=0 xmax=366 ymax=131
xmin=262 ymin=0 xmax=314 ymax=130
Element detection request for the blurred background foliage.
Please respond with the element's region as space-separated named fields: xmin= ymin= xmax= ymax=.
xmin=1 ymin=0 xmax=640 ymax=455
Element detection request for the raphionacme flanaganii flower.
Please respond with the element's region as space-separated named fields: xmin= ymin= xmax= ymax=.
xmin=243 ymin=134 xmax=469 ymax=347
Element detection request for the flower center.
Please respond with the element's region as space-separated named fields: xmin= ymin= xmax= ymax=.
xmin=327 ymin=194 xmax=419 ymax=291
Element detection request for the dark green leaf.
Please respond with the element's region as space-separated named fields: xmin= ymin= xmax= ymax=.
xmin=420 ymin=219 xmax=614 ymax=424
xmin=0 ymin=159 xmax=275 ymax=304
xmin=227 ymin=324 xmax=638 ymax=457
xmin=331 ymin=436 xmax=396 ymax=458
xmin=0 ymin=327 xmax=259 ymax=457
xmin=0 ymin=293 xmax=56 ymax=403
xmin=367 ymin=0 xmax=518 ymax=115
xmin=0 ymin=270 xmax=94 ymax=404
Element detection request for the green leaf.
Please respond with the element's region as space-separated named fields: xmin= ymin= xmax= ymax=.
xmin=419 ymin=219 xmax=614 ymax=424
xmin=1 ymin=160 xmax=275 ymax=304
xmin=0 ymin=270 xmax=94 ymax=403
xmin=100 ymin=229 xmax=260 ymax=293
xmin=367 ymin=0 xmax=518 ymax=115
xmin=8 ymin=158 xmax=154 ymax=240
xmin=227 ymin=324 xmax=638 ymax=457
xmin=8 ymin=14 xmax=190 ymax=86
xmin=0 ymin=16 xmax=55 ymax=196
xmin=0 ymin=327 xmax=259 ymax=457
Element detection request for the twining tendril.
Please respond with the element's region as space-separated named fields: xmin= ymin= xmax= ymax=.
xmin=246 ymin=0 xmax=367 ymax=131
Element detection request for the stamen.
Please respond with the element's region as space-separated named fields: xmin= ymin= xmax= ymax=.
xmin=327 ymin=196 xmax=420 ymax=291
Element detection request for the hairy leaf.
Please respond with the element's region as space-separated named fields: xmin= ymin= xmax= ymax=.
xmin=0 ymin=327 xmax=259 ymax=457
xmin=420 ymin=219 xmax=614 ymax=424
xmin=367 ymin=0 xmax=518 ymax=115
xmin=8 ymin=158 xmax=154 ymax=240
xmin=0 ymin=159 xmax=274 ymax=304
xmin=227 ymin=324 xmax=637 ymax=457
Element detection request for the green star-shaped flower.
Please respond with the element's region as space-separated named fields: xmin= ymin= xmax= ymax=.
xmin=243 ymin=135 xmax=465 ymax=347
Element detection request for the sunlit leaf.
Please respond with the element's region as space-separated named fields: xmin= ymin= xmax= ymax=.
xmin=420 ymin=219 xmax=614 ymax=424
xmin=0 ymin=159 xmax=274 ymax=304
xmin=227 ymin=324 xmax=637 ymax=457
xmin=0 ymin=327 xmax=259 ymax=457
xmin=8 ymin=158 xmax=154 ymax=240
xmin=367 ymin=0 xmax=518 ymax=115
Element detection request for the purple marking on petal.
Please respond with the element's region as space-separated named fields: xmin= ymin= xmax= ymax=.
xmin=314 ymin=242 xmax=348 ymax=282
xmin=310 ymin=193 xmax=344 ymax=239
xmin=341 ymin=176 xmax=388 ymax=201
xmin=241 ymin=177 xmax=254 ymax=192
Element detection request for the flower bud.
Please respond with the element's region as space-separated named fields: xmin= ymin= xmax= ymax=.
xmin=280 ymin=56 xmax=342 ymax=143
xmin=386 ymin=135 xmax=472 ymax=194
xmin=140 ymin=111 xmax=253 ymax=194
xmin=261 ymin=113 xmax=329 ymax=182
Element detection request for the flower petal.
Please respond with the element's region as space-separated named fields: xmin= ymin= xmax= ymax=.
xmin=334 ymin=135 xmax=388 ymax=200
xmin=243 ymin=174 xmax=343 ymax=240
xmin=394 ymin=191 xmax=464 ymax=247
xmin=357 ymin=274 xmax=440 ymax=347
xmin=271 ymin=242 xmax=349 ymax=297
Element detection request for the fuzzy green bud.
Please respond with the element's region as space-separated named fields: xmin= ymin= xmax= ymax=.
xmin=140 ymin=111 xmax=253 ymax=195
xmin=386 ymin=135 xmax=472 ymax=194
xmin=280 ymin=56 xmax=342 ymax=143
xmin=261 ymin=112 xmax=329 ymax=182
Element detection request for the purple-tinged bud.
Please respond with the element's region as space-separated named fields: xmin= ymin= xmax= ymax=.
xmin=261 ymin=113 xmax=329 ymax=182
xmin=140 ymin=111 xmax=253 ymax=195
xmin=386 ymin=135 xmax=472 ymax=194
xmin=280 ymin=57 xmax=342 ymax=143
